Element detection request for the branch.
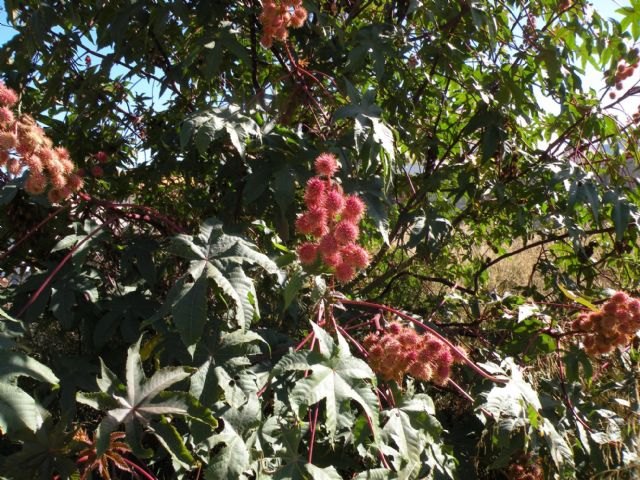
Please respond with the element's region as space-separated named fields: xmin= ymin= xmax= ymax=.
xmin=16 ymin=221 xmax=110 ymax=318
xmin=472 ymin=227 xmax=615 ymax=292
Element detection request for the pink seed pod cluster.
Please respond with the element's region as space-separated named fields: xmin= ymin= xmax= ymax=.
xmin=571 ymin=291 xmax=640 ymax=356
xmin=295 ymin=152 xmax=369 ymax=283
xmin=259 ymin=0 xmax=307 ymax=48
xmin=0 ymin=82 xmax=83 ymax=203
xmin=363 ymin=322 xmax=460 ymax=385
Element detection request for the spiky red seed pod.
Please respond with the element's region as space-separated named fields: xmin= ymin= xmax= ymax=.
xmin=387 ymin=322 xmax=402 ymax=335
xmin=295 ymin=213 xmax=314 ymax=235
xmin=304 ymin=177 xmax=326 ymax=207
xmin=398 ymin=331 xmax=419 ymax=346
xmin=589 ymin=312 xmax=603 ymax=323
xmin=335 ymin=262 xmax=355 ymax=282
xmin=409 ymin=362 xmax=432 ymax=381
xmin=24 ymin=155 xmax=43 ymax=173
xmin=67 ymin=173 xmax=84 ymax=191
xmin=0 ymin=106 xmax=14 ymax=125
xmin=432 ymin=362 xmax=451 ymax=385
xmin=50 ymin=173 xmax=67 ymax=189
xmin=369 ymin=344 xmax=384 ymax=359
xmin=59 ymin=157 xmax=75 ymax=174
xmin=91 ymin=165 xmax=104 ymax=178
xmin=24 ymin=173 xmax=47 ymax=195
xmin=341 ymin=243 xmax=369 ymax=269
xmin=6 ymin=157 xmax=22 ymax=175
xmin=342 ymin=195 xmax=366 ymax=222
xmin=290 ymin=7 xmax=307 ymax=28
xmin=324 ymin=189 xmax=345 ymax=216
xmin=422 ymin=337 xmax=445 ymax=356
xmin=318 ymin=233 xmax=338 ymax=255
xmin=0 ymin=131 xmax=17 ymax=149
xmin=334 ymin=220 xmax=359 ymax=244
xmin=260 ymin=34 xmax=273 ymax=48
xmin=405 ymin=350 xmax=418 ymax=362
xmin=578 ymin=316 xmax=593 ymax=331
xmin=611 ymin=291 xmax=629 ymax=304
xmin=47 ymin=188 xmax=65 ymax=204
xmin=363 ymin=332 xmax=379 ymax=349
xmin=314 ymin=152 xmax=339 ymax=177
xmin=436 ymin=349 xmax=454 ymax=366
xmin=603 ymin=301 xmax=617 ymax=314
xmin=95 ymin=151 xmax=108 ymax=163
xmin=306 ymin=206 xmax=327 ymax=228
xmin=297 ymin=242 xmax=319 ymax=265
xmin=322 ymin=251 xmax=342 ymax=267
xmin=311 ymin=223 xmax=329 ymax=238
xmin=0 ymin=83 xmax=18 ymax=106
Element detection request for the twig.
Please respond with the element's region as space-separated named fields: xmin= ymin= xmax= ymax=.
xmin=0 ymin=204 xmax=69 ymax=263
xmin=16 ymin=221 xmax=109 ymax=318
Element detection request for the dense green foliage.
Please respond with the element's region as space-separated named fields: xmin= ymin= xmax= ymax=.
xmin=2 ymin=0 xmax=640 ymax=478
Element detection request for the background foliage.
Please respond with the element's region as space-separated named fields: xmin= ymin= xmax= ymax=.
xmin=2 ymin=0 xmax=640 ymax=478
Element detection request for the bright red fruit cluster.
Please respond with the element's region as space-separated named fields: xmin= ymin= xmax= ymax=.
xmin=571 ymin=291 xmax=640 ymax=356
xmin=0 ymin=82 xmax=82 ymax=202
xmin=259 ymin=0 xmax=307 ymax=48
xmin=363 ymin=322 xmax=459 ymax=385
xmin=296 ymin=153 xmax=369 ymax=283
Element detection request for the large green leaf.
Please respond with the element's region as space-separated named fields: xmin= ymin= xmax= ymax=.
xmin=77 ymin=336 xmax=216 ymax=457
xmin=276 ymin=323 xmax=380 ymax=443
xmin=0 ymin=351 xmax=59 ymax=384
xmin=0 ymin=383 xmax=44 ymax=433
xmin=205 ymin=423 xmax=250 ymax=480
xmin=167 ymin=218 xmax=278 ymax=342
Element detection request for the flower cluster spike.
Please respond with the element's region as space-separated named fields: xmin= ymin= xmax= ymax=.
xmin=363 ymin=322 xmax=460 ymax=385
xmin=0 ymin=82 xmax=83 ymax=203
xmin=259 ymin=0 xmax=307 ymax=48
xmin=296 ymin=152 xmax=369 ymax=283
xmin=571 ymin=291 xmax=640 ymax=356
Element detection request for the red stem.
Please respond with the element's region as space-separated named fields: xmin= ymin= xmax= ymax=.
xmin=340 ymin=299 xmax=508 ymax=384
xmin=307 ymin=405 xmax=320 ymax=464
xmin=336 ymin=325 xmax=368 ymax=357
xmin=447 ymin=378 xmax=474 ymax=403
xmin=122 ymin=457 xmax=157 ymax=480
xmin=0 ymin=205 xmax=69 ymax=262
xmin=16 ymin=221 xmax=109 ymax=318
xmin=343 ymin=320 xmax=373 ymax=331
xmin=295 ymin=331 xmax=314 ymax=351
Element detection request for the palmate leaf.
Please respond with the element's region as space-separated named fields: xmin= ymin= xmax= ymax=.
xmin=382 ymin=395 xmax=455 ymax=479
xmin=0 ymin=347 xmax=58 ymax=434
xmin=1 ymin=418 xmax=78 ymax=479
xmin=167 ymin=218 xmax=278 ymax=346
xmin=274 ymin=322 xmax=380 ymax=444
xmin=479 ymin=360 xmax=575 ymax=472
xmin=0 ymin=383 xmax=45 ymax=434
xmin=77 ymin=336 xmax=217 ymax=461
xmin=0 ymin=350 xmax=59 ymax=384
xmin=204 ymin=422 xmax=250 ymax=480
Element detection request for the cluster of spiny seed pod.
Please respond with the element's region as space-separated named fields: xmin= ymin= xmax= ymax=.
xmin=571 ymin=291 xmax=640 ymax=356
xmin=259 ymin=0 xmax=307 ymax=48
xmin=363 ymin=322 xmax=459 ymax=385
xmin=609 ymin=58 xmax=638 ymax=99
xmin=296 ymin=152 xmax=369 ymax=282
xmin=0 ymin=82 xmax=82 ymax=203
xmin=505 ymin=453 xmax=543 ymax=480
